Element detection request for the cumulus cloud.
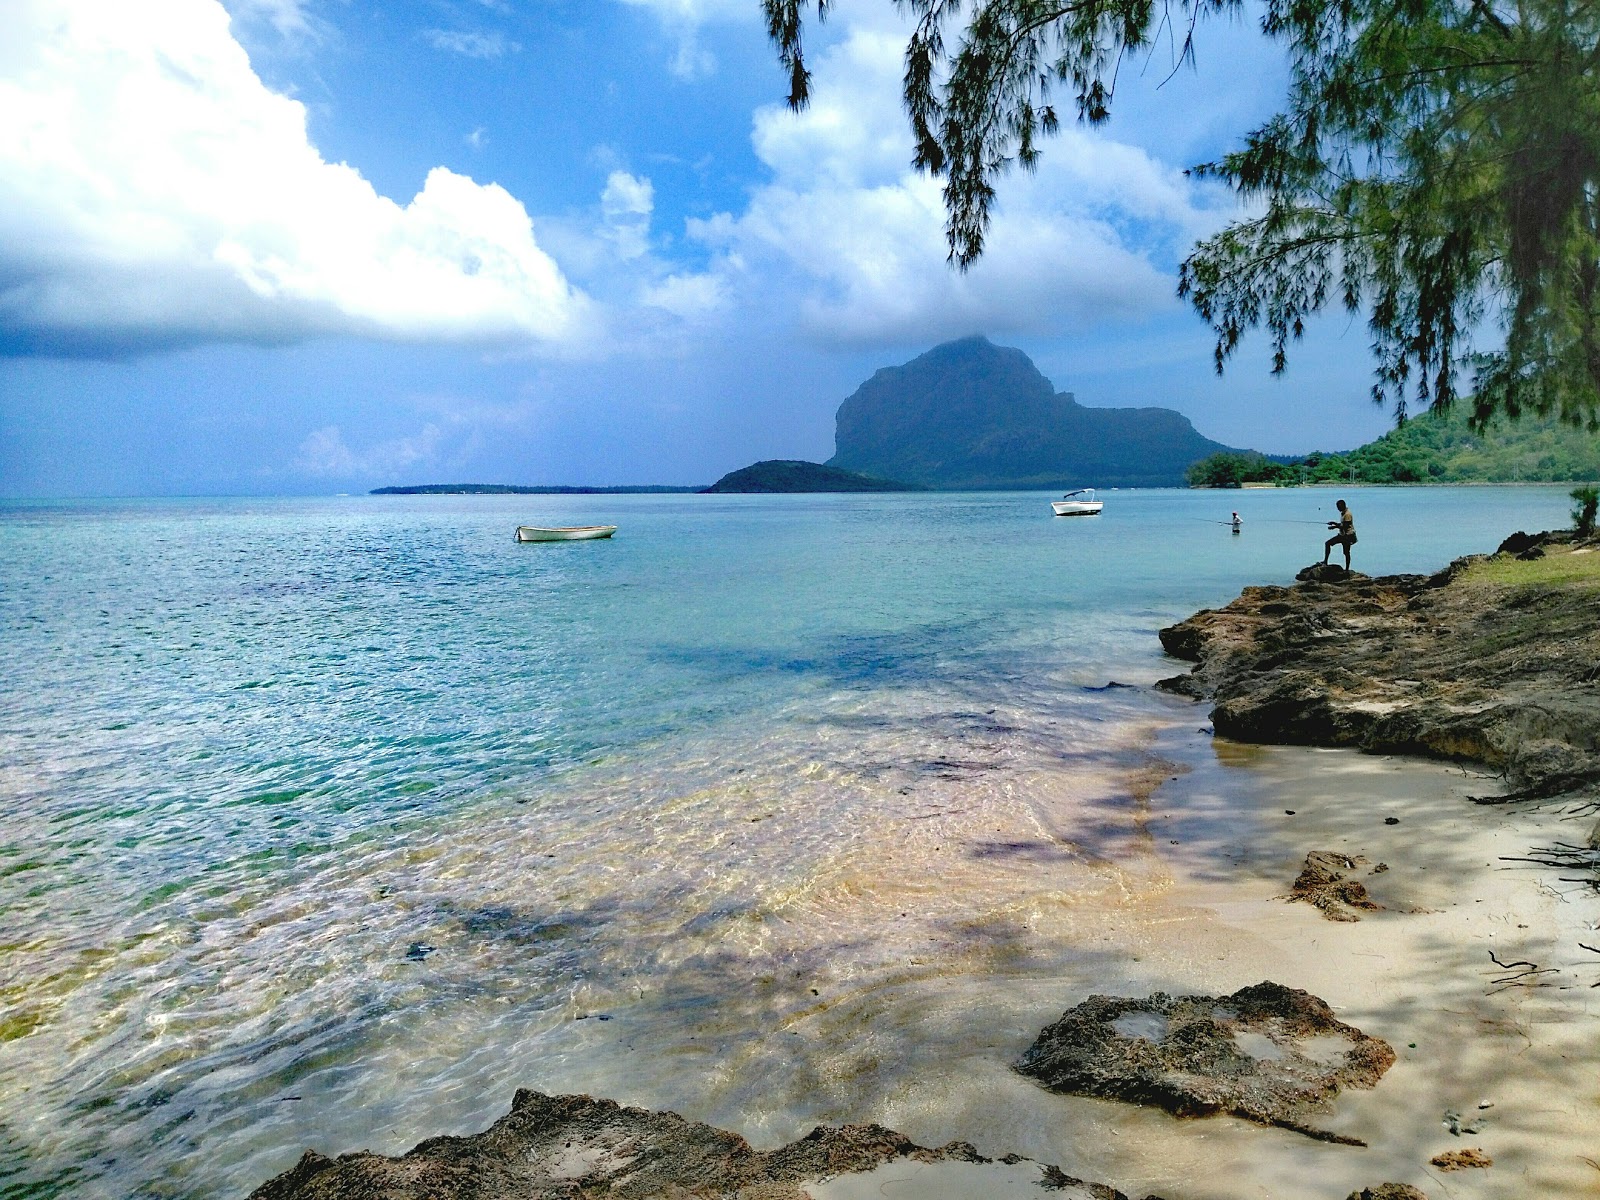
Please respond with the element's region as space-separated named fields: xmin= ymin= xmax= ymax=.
xmin=686 ymin=22 xmax=1233 ymax=348
xmin=0 ymin=0 xmax=587 ymax=359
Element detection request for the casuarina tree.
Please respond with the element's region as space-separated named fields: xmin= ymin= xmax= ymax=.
xmin=763 ymin=0 xmax=1600 ymax=428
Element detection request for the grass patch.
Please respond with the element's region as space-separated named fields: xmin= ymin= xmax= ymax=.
xmin=1461 ymin=547 xmax=1600 ymax=589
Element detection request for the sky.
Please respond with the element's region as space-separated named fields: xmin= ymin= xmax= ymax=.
xmin=0 ymin=0 xmax=1403 ymax=497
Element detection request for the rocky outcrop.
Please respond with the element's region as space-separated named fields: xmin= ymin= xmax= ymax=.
xmin=246 ymin=1090 xmax=1141 ymax=1200
xmin=1015 ymin=981 xmax=1395 ymax=1144
xmin=1157 ymin=534 xmax=1600 ymax=799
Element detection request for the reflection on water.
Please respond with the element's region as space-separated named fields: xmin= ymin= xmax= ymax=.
xmin=0 ymin=487 xmax=1573 ymax=1198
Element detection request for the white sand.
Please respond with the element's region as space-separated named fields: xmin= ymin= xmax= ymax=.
xmin=939 ymin=733 xmax=1600 ymax=1200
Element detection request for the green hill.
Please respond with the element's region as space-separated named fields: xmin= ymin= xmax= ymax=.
xmin=700 ymin=460 xmax=919 ymax=493
xmin=828 ymin=337 xmax=1237 ymax=489
xmin=1187 ymin=407 xmax=1600 ymax=487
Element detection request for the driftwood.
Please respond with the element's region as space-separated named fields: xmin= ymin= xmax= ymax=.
xmin=1486 ymin=949 xmax=1560 ymax=993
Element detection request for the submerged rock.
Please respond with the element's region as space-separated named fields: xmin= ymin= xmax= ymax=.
xmin=246 ymin=1090 xmax=1140 ymax=1200
xmin=1156 ymin=533 xmax=1600 ymax=799
xmin=1015 ymin=981 xmax=1395 ymax=1144
xmin=1289 ymin=851 xmax=1382 ymax=921
xmin=1346 ymin=1187 xmax=1428 ymax=1200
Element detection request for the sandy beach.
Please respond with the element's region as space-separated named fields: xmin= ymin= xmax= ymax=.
xmin=1023 ymin=726 xmax=1600 ymax=1198
xmin=803 ymin=727 xmax=1597 ymax=1199
xmin=770 ymin=722 xmax=1600 ymax=1200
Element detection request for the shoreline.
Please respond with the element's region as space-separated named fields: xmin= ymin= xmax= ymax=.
xmin=247 ymin=704 xmax=1600 ymax=1199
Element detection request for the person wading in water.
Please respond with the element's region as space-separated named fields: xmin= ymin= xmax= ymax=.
xmin=1323 ymin=499 xmax=1357 ymax=569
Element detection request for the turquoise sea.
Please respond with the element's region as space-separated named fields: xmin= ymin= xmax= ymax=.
xmin=0 ymin=486 xmax=1574 ymax=1198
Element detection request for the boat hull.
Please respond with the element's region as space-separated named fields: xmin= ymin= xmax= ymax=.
xmin=515 ymin=525 xmax=618 ymax=542
xmin=1051 ymin=502 xmax=1103 ymax=517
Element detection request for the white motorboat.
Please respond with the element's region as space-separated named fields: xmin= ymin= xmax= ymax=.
xmin=1051 ymin=489 xmax=1103 ymax=517
xmin=515 ymin=525 xmax=618 ymax=542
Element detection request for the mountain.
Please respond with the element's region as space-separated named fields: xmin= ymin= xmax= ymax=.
xmin=700 ymin=460 xmax=920 ymax=493
xmin=827 ymin=337 xmax=1235 ymax=489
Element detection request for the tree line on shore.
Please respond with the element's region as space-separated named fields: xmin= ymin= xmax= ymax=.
xmin=1187 ymin=407 xmax=1600 ymax=487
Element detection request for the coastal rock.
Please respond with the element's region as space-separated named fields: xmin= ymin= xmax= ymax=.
xmin=1346 ymin=1186 xmax=1428 ymax=1200
xmin=1015 ymin=981 xmax=1395 ymax=1144
xmin=1429 ymin=1147 xmax=1493 ymax=1170
xmin=245 ymin=1090 xmax=1137 ymax=1200
xmin=1156 ymin=534 xmax=1600 ymax=798
xmin=1288 ymin=852 xmax=1382 ymax=921
xmin=1295 ymin=563 xmax=1367 ymax=584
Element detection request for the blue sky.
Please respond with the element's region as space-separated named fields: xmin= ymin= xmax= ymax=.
xmin=0 ymin=0 xmax=1400 ymax=496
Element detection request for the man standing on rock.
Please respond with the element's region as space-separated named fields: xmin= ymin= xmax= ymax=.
xmin=1323 ymin=500 xmax=1357 ymax=569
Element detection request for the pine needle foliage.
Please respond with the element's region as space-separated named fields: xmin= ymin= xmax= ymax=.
xmin=762 ymin=0 xmax=1600 ymax=428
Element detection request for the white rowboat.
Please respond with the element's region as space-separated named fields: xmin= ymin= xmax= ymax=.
xmin=515 ymin=525 xmax=618 ymax=542
xmin=1051 ymin=489 xmax=1103 ymax=517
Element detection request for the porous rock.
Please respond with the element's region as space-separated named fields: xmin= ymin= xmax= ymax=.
xmin=1429 ymin=1147 xmax=1493 ymax=1171
xmin=1156 ymin=533 xmax=1600 ymax=799
xmin=1289 ymin=852 xmax=1382 ymax=921
xmin=1016 ymin=981 xmax=1394 ymax=1144
xmin=245 ymin=1090 xmax=1137 ymax=1200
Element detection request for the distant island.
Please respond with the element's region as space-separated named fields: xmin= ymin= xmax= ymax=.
xmin=700 ymin=460 xmax=921 ymax=493
xmin=371 ymin=484 xmax=700 ymax=495
xmin=1187 ymin=405 xmax=1600 ymax=486
xmin=826 ymin=337 xmax=1238 ymax=489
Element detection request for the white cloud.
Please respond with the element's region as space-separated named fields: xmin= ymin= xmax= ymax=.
xmin=600 ymin=171 xmax=655 ymax=261
xmin=295 ymin=423 xmax=445 ymax=478
xmin=223 ymin=0 xmax=314 ymax=40
xmin=293 ymin=394 xmax=552 ymax=480
xmin=640 ymin=272 xmax=727 ymax=320
xmin=422 ymin=29 xmax=520 ymax=59
xmin=0 ymin=0 xmax=587 ymax=358
xmin=684 ymin=22 xmax=1232 ymax=347
xmin=614 ymin=0 xmax=751 ymax=79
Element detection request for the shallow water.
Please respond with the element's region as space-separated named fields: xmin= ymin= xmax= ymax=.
xmin=0 ymin=486 xmax=1574 ymax=1198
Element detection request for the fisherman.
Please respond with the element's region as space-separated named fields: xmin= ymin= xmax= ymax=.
xmin=1230 ymin=511 xmax=1242 ymax=533
xmin=1322 ymin=499 xmax=1357 ymax=568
